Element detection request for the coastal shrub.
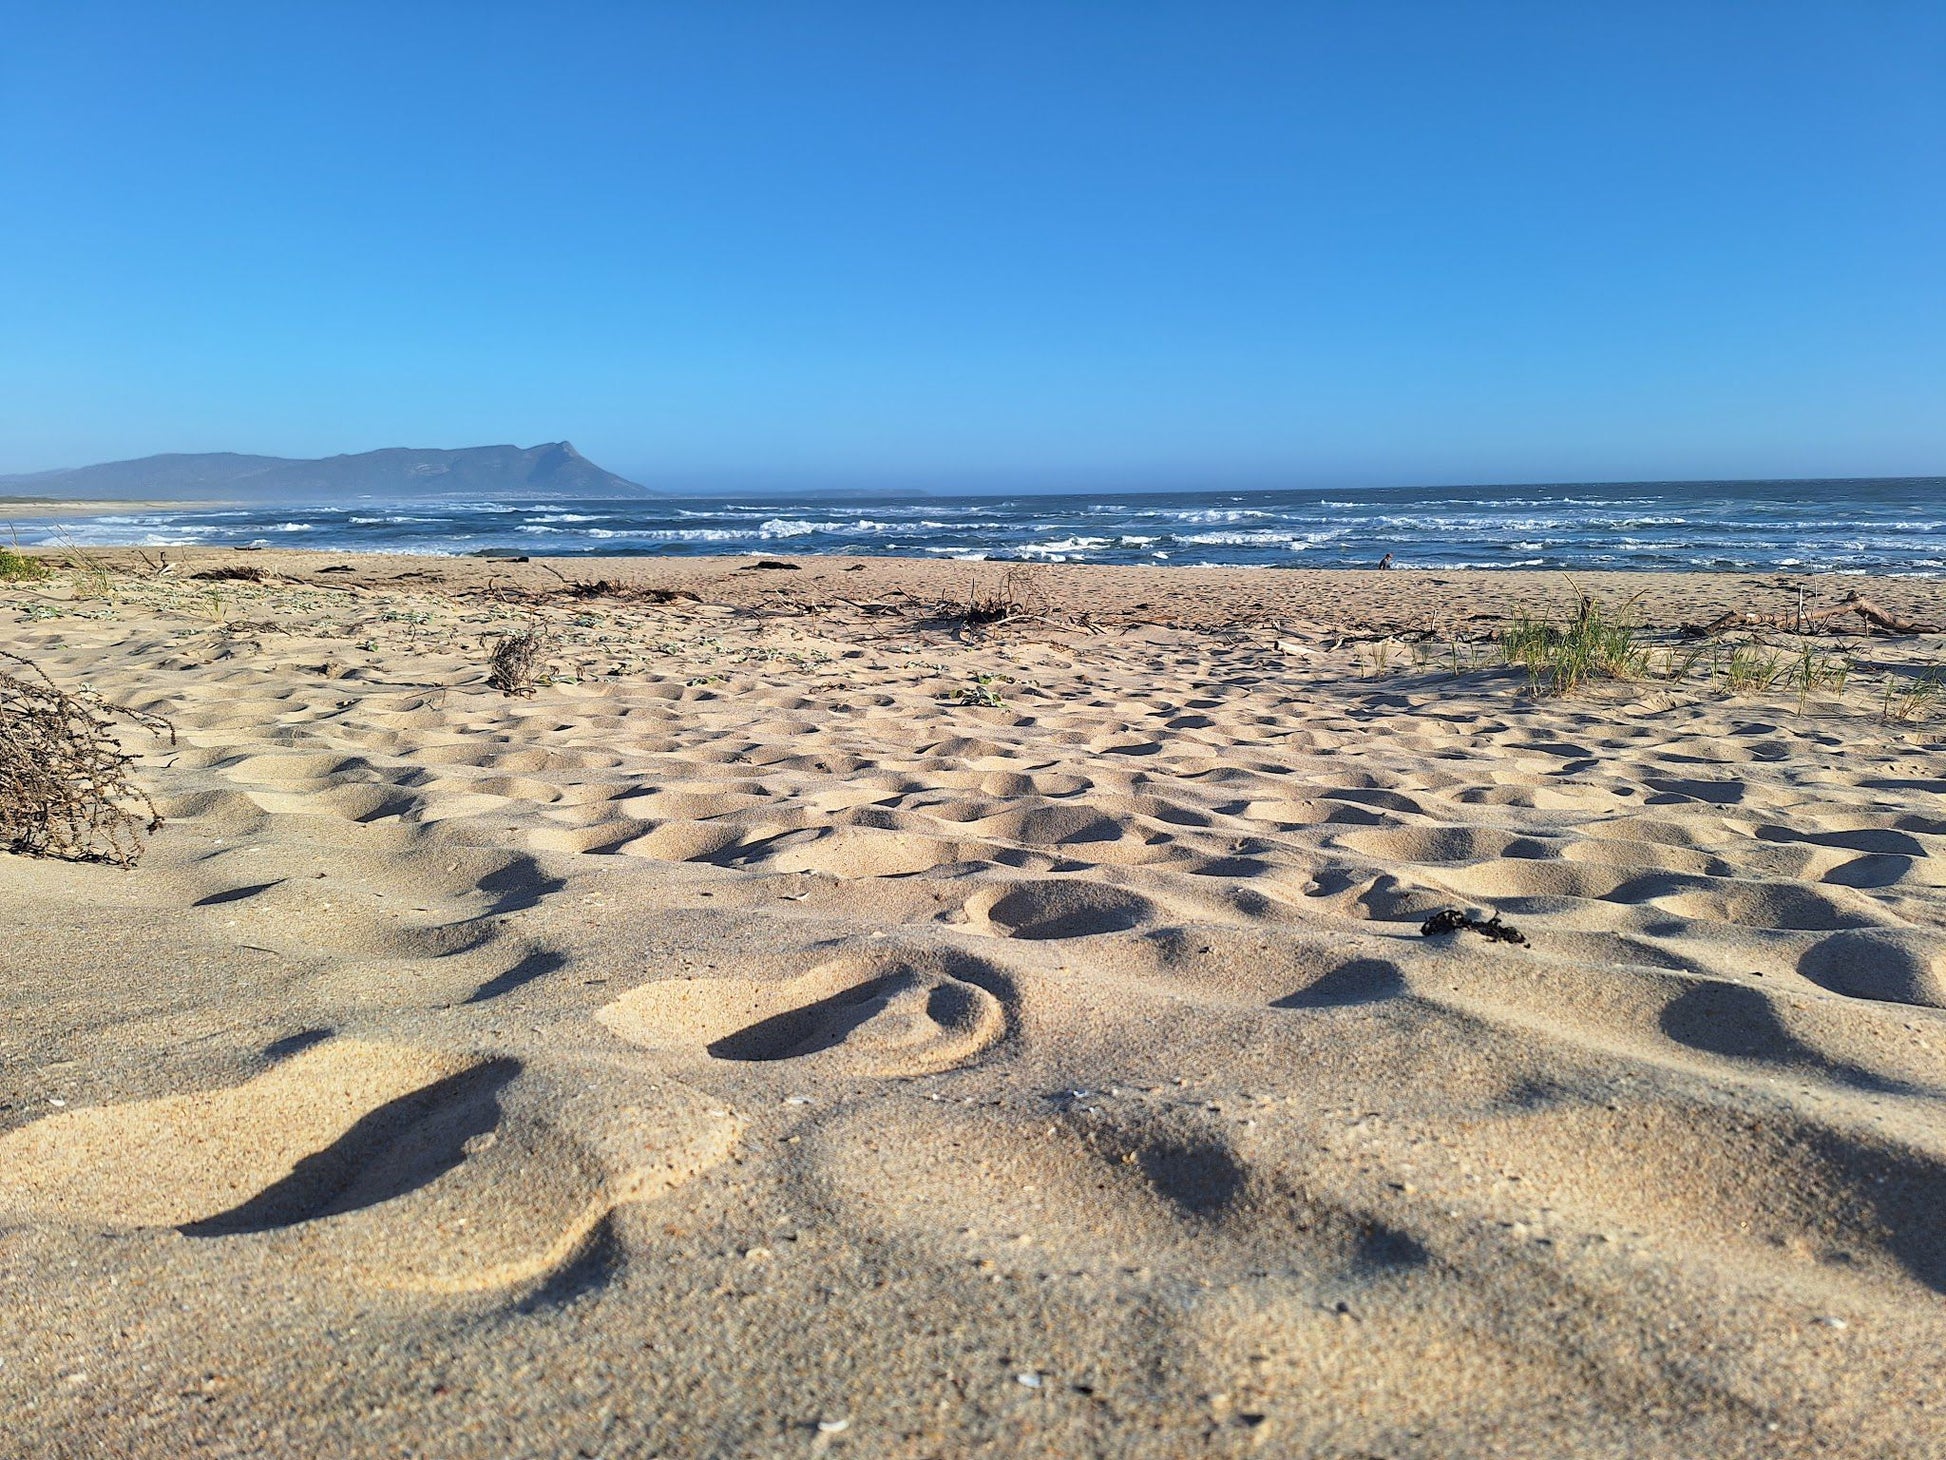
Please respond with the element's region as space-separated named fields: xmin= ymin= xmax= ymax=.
xmin=191 ymin=565 xmax=267 ymax=583
xmin=0 ymin=548 xmax=47 ymax=581
xmin=1 ymin=650 xmax=173 ymax=866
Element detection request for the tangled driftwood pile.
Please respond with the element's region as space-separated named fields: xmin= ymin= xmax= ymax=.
xmin=0 ymin=651 xmax=174 ymax=866
xmin=1685 ymin=591 xmax=1940 ymax=639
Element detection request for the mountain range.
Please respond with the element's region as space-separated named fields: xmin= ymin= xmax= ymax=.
xmin=0 ymin=442 xmax=648 ymax=501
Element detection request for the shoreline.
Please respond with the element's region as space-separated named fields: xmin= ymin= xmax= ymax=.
xmin=1 ymin=497 xmax=236 ymax=521
xmin=13 ymin=543 xmax=1946 ymax=637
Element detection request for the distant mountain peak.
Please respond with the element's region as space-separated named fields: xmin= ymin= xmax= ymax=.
xmin=0 ymin=442 xmax=650 ymax=501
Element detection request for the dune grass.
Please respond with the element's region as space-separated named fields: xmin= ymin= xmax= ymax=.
xmin=1498 ymin=590 xmax=1867 ymax=712
xmin=1499 ymin=595 xmax=1649 ymax=695
xmin=1881 ymin=669 xmax=1946 ymax=723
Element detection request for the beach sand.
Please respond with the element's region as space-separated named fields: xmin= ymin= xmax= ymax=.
xmin=1 ymin=499 xmax=232 ymax=521
xmin=4 ymin=549 xmax=1945 ymax=1457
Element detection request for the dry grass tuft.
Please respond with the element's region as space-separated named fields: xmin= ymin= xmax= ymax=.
xmin=487 ymin=620 xmax=550 ymax=696
xmin=1 ymin=650 xmax=174 ymax=866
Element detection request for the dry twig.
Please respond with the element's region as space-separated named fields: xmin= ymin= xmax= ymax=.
xmin=0 ymin=651 xmax=174 ymax=866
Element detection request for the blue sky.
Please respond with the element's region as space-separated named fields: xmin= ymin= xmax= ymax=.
xmin=2 ymin=2 xmax=1941 ymax=490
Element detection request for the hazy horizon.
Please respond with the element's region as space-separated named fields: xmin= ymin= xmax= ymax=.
xmin=7 ymin=440 xmax=1945 ymax=505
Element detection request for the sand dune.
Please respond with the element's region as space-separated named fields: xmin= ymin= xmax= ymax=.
xmin=4 ymin=551 xmax=1945 ymax=1456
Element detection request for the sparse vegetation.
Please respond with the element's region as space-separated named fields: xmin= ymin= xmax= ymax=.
xmin=50 ymin=534 xmax=119 ymax=600
xmin=1720 ymin=643 xmax=1787 ymax=694
xmin=1664 ymin=640 xmax=1851 ymax=708
xmin=1880 ymin=669 xmax=1946 ymax=723
xmin=1356 ymin=639 xmax=1400 ymax=676
xmin=943 ymin=671 xmax=1012 ymax=706
xmin=487 ymin=619 xmax=550 ymax=696
xmin=1493 ymin=588 xmax=1857 ymax=708
xmin=1 ymin=650 xmax=174 ymax=866
xmin=1790 ymin=641 xmax=1851 ymax=710
xmin=0 ymin=548 xmax=48 ymax=582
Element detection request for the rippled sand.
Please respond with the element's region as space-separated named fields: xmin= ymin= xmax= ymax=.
xmin=4 ymin=552 xmax=1945 ymax=1457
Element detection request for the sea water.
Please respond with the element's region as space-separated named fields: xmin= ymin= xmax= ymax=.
xmin=12 ymin=477 xmax=1945 ymax=575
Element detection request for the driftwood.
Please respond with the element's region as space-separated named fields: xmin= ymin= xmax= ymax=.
xmin=1685 ymin=591 xmax=1941 ymax=639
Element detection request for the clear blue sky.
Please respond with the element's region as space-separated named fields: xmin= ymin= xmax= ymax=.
xmin=2 ymin=2 xmax=1941 ymax=490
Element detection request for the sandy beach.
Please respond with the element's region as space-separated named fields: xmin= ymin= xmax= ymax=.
xmin=2 ymin=499 xmax=232 ymax=521
xmin=4 ymin=548 xmax=1946 ymax=1457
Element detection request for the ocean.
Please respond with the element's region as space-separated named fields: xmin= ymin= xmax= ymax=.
xmin=10 ymin=477 xmax=1945 ymax=575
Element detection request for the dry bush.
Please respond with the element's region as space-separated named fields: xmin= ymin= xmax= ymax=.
xmin=958 ymin=566 xmax=1045 ymax=625
xmin=1 ymin=651 xmax=174 ymax=866
xmin=487 ymin=620 xmax=550 ymax=696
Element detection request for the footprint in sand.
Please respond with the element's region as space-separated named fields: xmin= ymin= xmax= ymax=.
xmin=0 ymin=1038 xmax=740 ymax=1295
xmin=765 ymin=825 xmax=967 ymax=879
xmin=808 ymin=1099 xmax=1431 ymax=1285
xmin=599 ymin=946 xmax=1009 ymax=1078
xmin=962 ymin=878 xmax=1156 ymax=939
xmin=1799 ymin=928 xmax=1946 ymax=1009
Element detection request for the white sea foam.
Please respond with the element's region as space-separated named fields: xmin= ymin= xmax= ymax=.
xmin=1173 ymin=529 xmax=1306 ymax=546
xmin=1146 ymin=507 xmax=1274 ymax=524
xmin=1009 ymin=536 xmax=1113 ymax=559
